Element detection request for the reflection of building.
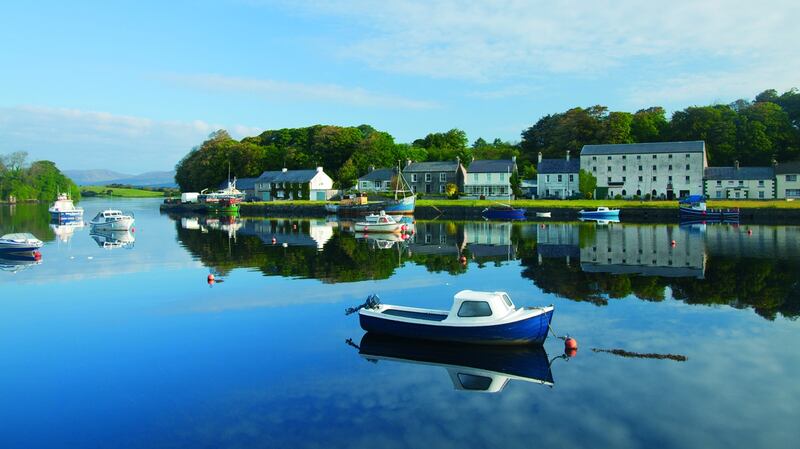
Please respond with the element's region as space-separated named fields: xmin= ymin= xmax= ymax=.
xmin=408 ymin=222 xmax=464 ymax=256
xmin=536 ymin=223 xmax=579 ymax=260
xmin=580 ymin=224 xmax=706 ymax=278
xmin=463 ymin=221 xmax=516 ymax=261
xmin=239 ymin=219 xmax=334 ymax=250
xmin=705 ymin=225 xmax=800 ymax=259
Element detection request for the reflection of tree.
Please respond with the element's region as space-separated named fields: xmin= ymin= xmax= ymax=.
xmin=0 ymin=203 xmax=55 ymax=242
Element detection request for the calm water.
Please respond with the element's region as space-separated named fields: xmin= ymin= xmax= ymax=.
xmin=1 ymin=198 xmax=799 ymax=448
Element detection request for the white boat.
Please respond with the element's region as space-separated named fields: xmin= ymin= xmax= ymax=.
xmin=354 ymin=211 xmax=405 ymax=233
xmin=48 ymin=192 xmax=84 ymax=223
xmin=535 ymin=211 xmax=551 ymax=218
xmin=0 ymin=233 xmax=44 ymax=253
xmin=89 ymin=209 xmax=135 ymax=231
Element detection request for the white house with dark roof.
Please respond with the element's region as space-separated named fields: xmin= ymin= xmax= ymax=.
xmin=463 ymin=157 xmax=518 ymax=199
xmin=704 ymin=162 xmax=775 ymax=199
xmin=775 ymin=161 xmax=800 ymax=199
xmin=254 ymin=167 xmax=334 ymax=201
xmin=403 ymin=160 xmax=466 ymax=195
xmin=580 ymin=141 xmax=707 ymax=199
xmin=536 ymin=151 xmax=580 ymax=199
xmin=356 ymin=167 xmax=398 ymax=193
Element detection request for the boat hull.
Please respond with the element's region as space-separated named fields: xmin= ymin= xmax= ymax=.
xmin=382 ymin=195 xmax=416 ymax=215
xmin=0 ymin=244 xmax=43 ymax=253
xmin=535 ymin=212 xmax=551 ymax=218
xmin=578 ymin=210 xmax=620 ymax=219
xmin=679 ymin=207 xmax=739 ymax=221
xmin=49 ymin=210 xmax=83 ymax=223
xmin=354 ymin=223 xmax=403 ymax=233
xmin=482 ymin=208 xmax=527 ymax=220
xmin=90 ymin=217 xmax=134 ymax=231
xmin=359 ymin=308 xmax=553 ymax=345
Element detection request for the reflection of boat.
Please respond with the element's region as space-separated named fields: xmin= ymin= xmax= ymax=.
xmin=200 ymin=177 xmax=245 ymax=214
xmin=89 ymin=209 xmax=135 ymax=231
xmin=578 ymin=217 xmax=620 ymax=225
xmin=355 ymin=232 xmax=408 ymax=249
xmin=50 ymin=221 xmax=85 ymax=243
xmin=356 ymin=333 xmax=553 ymax=393
xmin=482 ymin=205 xmax=527 ymax=220
xmin=354 ymin=212 xmax=405 ymax=233
xmin=535 ymin=211 xmax=551 ymax=218
xmin=90 ymin=230 xmax=135 ymax=249
xmin=356 ymin=290 xmax=554 ymax=345
xmin=679 ymin=195 xmax=739 ymax=222
xmin=578 ymin=206 xmax=620 ymax=219
xmin=0 ymin=252 xmax=42 ymax=273
xmin=48 ymin=192 xmax=83 ymax=223
xmin=0 ymin=233 xmax=44 ymax=253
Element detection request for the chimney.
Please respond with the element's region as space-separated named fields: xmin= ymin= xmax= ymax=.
xmin=282 ymin=168 xmax=288 ymax=173
xmin=406 ymin=159 xmax=412 ymax=167
xmin=772 ymin=159 xmax=778 ymax=168
xmin=316 ymin=166 xmax=323 ymax=172
xmin=734 ymin=160 xmax=739 ymax=170
xmin=538 ymin=152 xmax=542 ymax=163
xmin=512 ymin=155 xmax=517 ymax=163
xmin=368 ymin=165 xmax=374 ymax=172
xmin=565 ymin=150 xmax=570 ymax=161
xmin=456 ymin=156 xmax=460 ymax=165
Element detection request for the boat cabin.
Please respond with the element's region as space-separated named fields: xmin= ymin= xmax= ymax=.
xmin=93 ymin=210 xmax=125 ymax=221
xmin=679 ymin=194 xmax=707 ymax=211
xmin=445 ymin=290 xmax=516 ymax=323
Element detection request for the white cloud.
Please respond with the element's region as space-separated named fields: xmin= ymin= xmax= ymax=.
xmin=0 ymin=105 xmax=261 ymax=172
xmin=162 ymin=73 xmax=438 ymax=109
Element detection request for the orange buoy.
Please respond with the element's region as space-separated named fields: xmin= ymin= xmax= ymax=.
xmin=671 ymin=240 xmax=676 ymax=246
xmin=271 ymin=237 xmax=277 ymax=244
xmin=565 ymin=337 xmax=578 ymax=351
xmin=207 ymin=274 xmax=215 ymax=282
xmin=565 ymin=347 xmax=578 ymax=358
xmin=460 ymin=255 xmax=467 ymax=264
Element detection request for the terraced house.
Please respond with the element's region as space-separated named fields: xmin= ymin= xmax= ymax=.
xmin=703 ymin=162 xmax=775 ymax=199
xmin=580 ymin=141 xmax=707 ymax=199
xmin=775 ymin=161 xmax=800 ymax=199
xmin=403 ymin=160 xmax=466 ymax=195
xmin=536 ymin=151 xmax=580 ymax=199
xmin=463 ymin=158 xmax=518 ymax=199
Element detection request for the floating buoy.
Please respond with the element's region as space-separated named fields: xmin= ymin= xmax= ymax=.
xmin=401 ymin=224 xmax=407 ymax=231
xmin=565 ymin=337 xmax=578 ymax=351
xmin=565 ymin=347 xmax=578 ymax=358
xmin=671 ymin=240 xmax=676 ymax=247
xmin=292 ymin=224 xmax=297 ymax=230
xmin=207 ymin=274 xmax=215 ymax=282
xmin=33 ymin=251 xmax=42 ymax=261
xmin=131 ymin=227 xmax=135 ymax=233
xmin=271 ymin=237 xmax=277 ymax=244
xmin=747 ymin=229 xmax=752 ymax=235
xmin=460 ymin=255 xmax=467 ymax=265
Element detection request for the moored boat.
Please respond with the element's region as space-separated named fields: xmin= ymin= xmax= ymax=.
xmin=89 ymin=209 xmax=135 ymax=231
xmin=482 ymin=205 xmax=527 ymax=220
xmin=354 ymin=211 xmax=406 ymax=233
xmin=382 ymin=194 xmax=416 ymax=215
xmin=0 ymin=233 xmax=44 ymax=253
xmin=535 ymin=211 xmax=551 ymax=218
xmin=354 ymin=333 xmax=554 ymax=393
xmin=350 ymin=290 xmax=554 ymax=345
xmin=200 ymin=177 xmax=244 ymax=214
xmin=48 ymin=192 xmax=84 ymax=223
xmin=578 ymin=206 xmax=620 ymax=219
xmin=679 ymin=195 xmax=739 ymax=222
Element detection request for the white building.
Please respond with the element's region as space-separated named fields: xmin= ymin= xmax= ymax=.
xmin=775 ymin=161 xmax=800 ymax=199
xmin=704 ymin=163 xmax=775 ymax=199
xmin=536 ymin=151 xmax=580 ymax=199
xmin=580 ymin=141 xmax=707 ymax=200
xmin=254 ymin=167 xmax=334 ymax=201
xmin=463 ymin=158 xmax=518 ymax=199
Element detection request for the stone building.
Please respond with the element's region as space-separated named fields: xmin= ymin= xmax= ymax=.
xmin=536 ymin=151 xmax=580 ymax=199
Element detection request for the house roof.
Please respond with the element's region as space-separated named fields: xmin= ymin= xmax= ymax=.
xmin=468 ymin=159 xmax=516 ymax=173
xmin=218 ymin=177 xmax=258 ymax=190
xmin=404 ymin=161 xmax=460 ymax=172
xmin=258 ymin=168 xmax=326 ymax=183
xmin=358 ymin=168 xmax=395 ymax=182
xmin=537 ymin=158 xmax=580 ymax=174
xmin=581 ymin=141 xmax=705 ymax=156
xmin=704 ymin=166 xmax=775 ymax=180
xmin=776 ymin=160 xmax=800 ymax=174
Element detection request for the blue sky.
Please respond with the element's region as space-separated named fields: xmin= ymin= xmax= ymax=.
xmin=1 ymin=0 xmax=798 ymax=172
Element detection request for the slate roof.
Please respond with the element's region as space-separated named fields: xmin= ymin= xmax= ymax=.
xmin=537 ymin=158 xmax=580 ymax=174
xmin=467 ymin=159 xmax=516 ymax=173
xmin=404 ymin=161 xmax=460 ymax=172
xmin=581 ymin=141 xmax=705 ymax=156
xmin=704 ymin=166 xmax=774 ymax=180
xmin=776 ymin=160 xmax=800 ymax=174
xmin=358 ymin=168 xmax=395 ymax=182
xmin=257 ymin=169 xmax=325 ymax=183
xmin=218 ymin=177 xmax=258 ymax=190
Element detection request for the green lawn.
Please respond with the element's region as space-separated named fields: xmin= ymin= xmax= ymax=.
xmin=82 ymin=186 xmax=165 ymax=198
xmin=420 ymin=198 xmax=800 ymax=209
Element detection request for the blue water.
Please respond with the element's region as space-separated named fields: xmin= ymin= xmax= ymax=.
xmin=1 ymin=198 xmax=798 ymax=448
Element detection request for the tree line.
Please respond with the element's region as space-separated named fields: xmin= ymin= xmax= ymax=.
xmin=174 ymin=88 xmax=800 ymax=192
xmin=0 ymin=152 xmax=80 ymax=202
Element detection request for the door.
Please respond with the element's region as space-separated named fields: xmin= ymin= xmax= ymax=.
xmin=425 ymin=184 xmax=432 ymax=194
xmin=316 ymin=191 xmax=325 ymax=200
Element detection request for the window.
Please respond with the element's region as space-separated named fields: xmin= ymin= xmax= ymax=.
xmin=425 ymin=173 xmax=432 ymax=182
xmin=607 ymin=177 xmax=612 ymax=183
xmin=457 ymin=301 xmax=493 ymax=317
xmin=686 ymin=153 xmax=691 ymax=158
xmin=607 ymin=156 xmax=612 ymax=160
xmin=685 ymin=176 xmax=690 ymax=182
xmin=653 ymin=154 xmax=657 ymax=159
xmin=569 ymin=174 xmax=574 ymax=182
xmin=592 ymin=156 xmax=597 ymax=160
xmin=668 ymin=176 xmax=672 ymax=182
xmin=501 ymin=294 xmax=513 ymax=307
xmin=787 ymin=175 xmax=797 ymax=182
xmin=685 ymin=164 xmax=690 ymax=170
xmin=668 ymin=165 xmax=673 ymax=171
xmin=637 ymin=155 xmax=641 ymax=160
xmin=546 ymin=175 xmax=550 ymax=182
xmin=638 ymin=165 xmax=643 ymax=171
xmin=412 ymin=174 xmax=418 ymax=182
xmin=716 ymin=191 xmax=723 ymax=198
xmin=758 ymin=180 xmax=764 ymax=187
xmin=652 ymin=165 xmax=657 ymax=171
xmin=457 ymin=373 xmax=493 ymax=391
xmin=738 ymin=180 xmax=744 ymax=186
xmin=716 ymin=180 xmax=722 ymax=186
xmin=373 ymin=181 xmax=381 ymax=189
xmin=759 ymin=191 xmax=765 ymax=199
xmin=557 ymin=174 xmax=563 ymax=182
xmin=622 ymin=155 xmax=627 ymax=160
xmin=607 ymin=166 xmax=611 ymax=172
xmin=652 ymin=176 xmax=657 ymax=182
xmin=786 ymin=189 xmax=800 ymax=197
xmin=439 ymin=184 xmax=445 ymax=193
xmin=622 ymin=176 xmax=626 ymax=182
xmin=487 ymin=173 xmax=493 ymax=182
xmin=440 ymin=173 xmax=447 ymax=182
xmin=622 ymin=166 xmax=626 ymax=171
xmin=668 ymin=154 xmax=673 ymax=159
xmin=592 ymin=166 xmax=597 ymax=172
xmin=638 ymin=176 xmax=643 ymax=182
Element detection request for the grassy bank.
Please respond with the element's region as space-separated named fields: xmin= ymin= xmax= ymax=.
xmin=82 ymin=186 xmax=165 ymax=198
xmin=417 ymin=199 xmax=800 ymax=209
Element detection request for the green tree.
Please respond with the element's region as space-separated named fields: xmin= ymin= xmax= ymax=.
xmin=579 ymin=169 xmax=597 ymax=199
xmin=630 ymin=107 xmax=667 ymax=142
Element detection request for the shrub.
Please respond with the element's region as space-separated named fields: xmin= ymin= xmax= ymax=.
xmin=644 ymin=193 xmax=652 ymax=201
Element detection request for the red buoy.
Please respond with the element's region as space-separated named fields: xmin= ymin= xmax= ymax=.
xmin=33 ymin=251 xmax=42 ymax=261
xmin=271 ymin=237 xmax=277 ymax=244
xmin=565 ymin=337 xmax=578 ymax=350
xmin=460 ymin=255 xmax=467 ymax=265
xmin=207 ymin=274 xmax=215 ymax=282
xmin=131 ymin=227 xmax=135 ymax=233
xmin=671 ymin=240 xmax=676 ymax=247
xmin=747 ymin=229 xmax=752 ymax=235
xmin=565 ymin=347 xmax=578 ymax=358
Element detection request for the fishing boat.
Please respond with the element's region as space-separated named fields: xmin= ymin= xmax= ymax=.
xmin=353 ymin=333 xmax=554 ymax=393
xmin=354 ymin=211 xmax=406 ymax=233
xmin=535 ymin=211 xmax=552 ymax=218
xmin=381 ymin=162 xmax=416 ymax=215
xmin=349 ymin=290 xmax=554 ymax=345
xmin=89 ymin=209 xmax=135 ymax=231
xmin=577 ymin=206 xmax=620 ymax=219
xmin=48 ymin=192 xmax=83 ymax=223
xmin=200 ymin=177 xmax=244 ymax=214
xmin=679 ymin=195 xmax=739 ymax=222
xmin=0 ymin=233 xmax=44 ymax=253
xmin=482 ymin=204 xmax=527 ymax=220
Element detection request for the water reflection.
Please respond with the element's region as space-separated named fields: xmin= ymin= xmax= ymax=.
xmin=0 ymin=252 xmax=41 ymax=274
xmin=49 ymin=221 xmax=86 ymax=243
xmin=353 ymin=333 xmax=554 ymax=393
xmin=90 ymin=230 xmax=135 ymax=249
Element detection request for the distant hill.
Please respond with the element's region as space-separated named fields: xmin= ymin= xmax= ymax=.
xmin=64 ymin=169 xmax=176 ymax=188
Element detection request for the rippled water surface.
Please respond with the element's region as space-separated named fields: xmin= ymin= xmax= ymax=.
xmin=1 ymin=198 xmax=799 ymax=448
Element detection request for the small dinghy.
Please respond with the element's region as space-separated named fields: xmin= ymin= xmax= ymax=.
xmin=0 ymin=233 xmax=44 ymax=253
xmin=348 ymin=290 xmax=554 ymax=345
xmin=578 ymin=206 xmax=620 ymax=219
xmin=535 ymin=211 xmax=551 ymax=218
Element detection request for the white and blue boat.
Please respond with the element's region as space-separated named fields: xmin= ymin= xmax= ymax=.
xmin=0 ymin=233 xmax=44 ymax=253
xmin=48 ymin=193 xmax=83 ymax=223
xmin=351 ymin=290 xmax=554 ymax=345
xmin=382 ymin=194 xmax=416 ymax=215
xmin=679 ymin=195 xmax=739 ymax=222
xmin=578 ymin=206 xmax=620 ymax=220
